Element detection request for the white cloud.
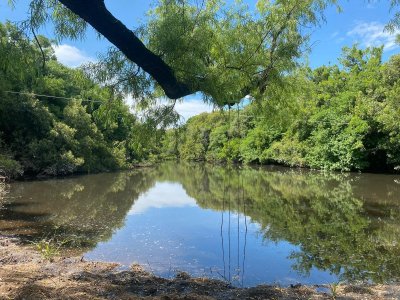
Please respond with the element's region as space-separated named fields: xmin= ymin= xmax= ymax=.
xmin=330 ymin=31 xmax=345 ymax=44
xmin=174 ymin=99 xmax=214 ymax=121
xmin=330 ymin=31 xmax=339 ymax=38
xmin=124 ymin=96 xmax=214 ymax=122
xmin=128 ymin=182 xmax=196 ymax=215
xmin=52 ymin=44 xmax=95 ymax=67
xmin=347 ymin=21 xmax=400 ymax=51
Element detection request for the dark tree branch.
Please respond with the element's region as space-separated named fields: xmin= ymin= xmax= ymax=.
xmin=58 ymin=0 xmax=194 ymax=99
xmin=31 ymin=27 xmax=46 ymax=72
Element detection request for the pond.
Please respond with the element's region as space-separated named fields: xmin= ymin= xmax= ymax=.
xmin=1 ymin=162 xmax=400 ymax=287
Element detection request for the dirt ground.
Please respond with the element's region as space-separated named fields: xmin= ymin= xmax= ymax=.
xmin=1 ymin=236 xmax=399 ymax=300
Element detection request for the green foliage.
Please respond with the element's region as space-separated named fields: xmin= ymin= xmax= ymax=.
xmin=0 ymin=154 xmax=23 ymax=179
xmin=33 ymin=238 xmax=62 ymax=261
xmin=146 ymin=0 xmax=338 ymax=104
xmin=385 ymin=0 xmax=400 ymax=33
xmin=0 ymin=22 xmax=163 ymax=178
xmin=166 ymin=46 xmax=400 ymax=172
xmin=329 ymin=282 xmax=340 ymax=299
xmin=21 ymin=0 xmax=340 ymax=105
xmin=4 ymin=0 xmax=398 ymax=107
xmin=0 ymin=137 xmax=23 ymax=178
xmin=160 ymin=129 xmax=181 ymax=159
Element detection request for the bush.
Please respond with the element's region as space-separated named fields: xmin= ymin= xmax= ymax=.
xmin=0 ymin=154 xmax=23 ymax=179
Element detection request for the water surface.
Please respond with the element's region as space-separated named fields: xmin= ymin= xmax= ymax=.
xmin=1 ymin=162 xmax=400 ymax=286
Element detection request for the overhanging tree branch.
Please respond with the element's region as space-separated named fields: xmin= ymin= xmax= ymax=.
xmin=58 ymin=0 xmax=194 ymax=99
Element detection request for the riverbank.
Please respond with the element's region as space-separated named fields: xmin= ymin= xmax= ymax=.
xmin=0 ymin=236 xmax=399 ymax=300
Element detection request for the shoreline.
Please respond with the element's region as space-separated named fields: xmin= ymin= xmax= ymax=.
xmin=1 ymin=236 xmax=399 ymax=299
xmin=5 ymin=160 xmax=400 ymax=183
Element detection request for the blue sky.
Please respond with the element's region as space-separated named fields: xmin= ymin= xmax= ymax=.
xmin=1 ymin=0 xmax=399 ymax=119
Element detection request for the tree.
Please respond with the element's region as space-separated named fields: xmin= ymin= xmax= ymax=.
xmin=167 ymin=45 xmax=400 ymax=172
xmin=0 ymin=22 xmax=165 ymax=177
xmin=8 ymin=0 xmax=339 ymax=104
xmin=385 ymin=0 xmax=400 ymax=32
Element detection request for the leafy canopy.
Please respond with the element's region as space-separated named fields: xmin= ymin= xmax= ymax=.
xmin=8 ymin=0 xmax=339 ymax=105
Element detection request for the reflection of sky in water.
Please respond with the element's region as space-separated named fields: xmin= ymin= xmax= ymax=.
xmin=85 ymin=182 xmax=337 ymax=287
xmin=128 ymin=182 xmax=196 ymax=214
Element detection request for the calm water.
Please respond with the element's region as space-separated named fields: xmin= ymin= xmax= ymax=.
xmin=1 ymin=162 xmax=400 ymax=287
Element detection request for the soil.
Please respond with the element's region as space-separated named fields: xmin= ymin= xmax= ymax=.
xmin=0 ymin=236 xmax=399 ymax=300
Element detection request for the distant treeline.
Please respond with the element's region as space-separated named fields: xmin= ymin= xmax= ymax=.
xmin=0 ymin=22 xmax=163 ymax=178
xmin=162 ymin=47 xmax=400 ymax=172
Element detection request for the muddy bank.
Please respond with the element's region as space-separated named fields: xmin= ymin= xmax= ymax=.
xmin=1 ymin=236 xmax=399 ymax=299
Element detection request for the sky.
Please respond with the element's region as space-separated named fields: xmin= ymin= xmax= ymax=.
xmin=1 ymin=0 xmax=399 ymax=120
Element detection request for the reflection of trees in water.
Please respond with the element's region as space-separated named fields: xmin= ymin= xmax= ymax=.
xmin=2 ymin=163 xmax=400 ymax=283
xmin=1 ymin=169 xmax=158 ymax=252
xmin=156 ymin=162 xmax=400 ymax=283
xmin=216 ymin=169 xmax=248 ymax=286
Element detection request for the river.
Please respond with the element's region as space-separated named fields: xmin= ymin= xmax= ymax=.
xmin=1 ymin=162 xmax=399 ymax=287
